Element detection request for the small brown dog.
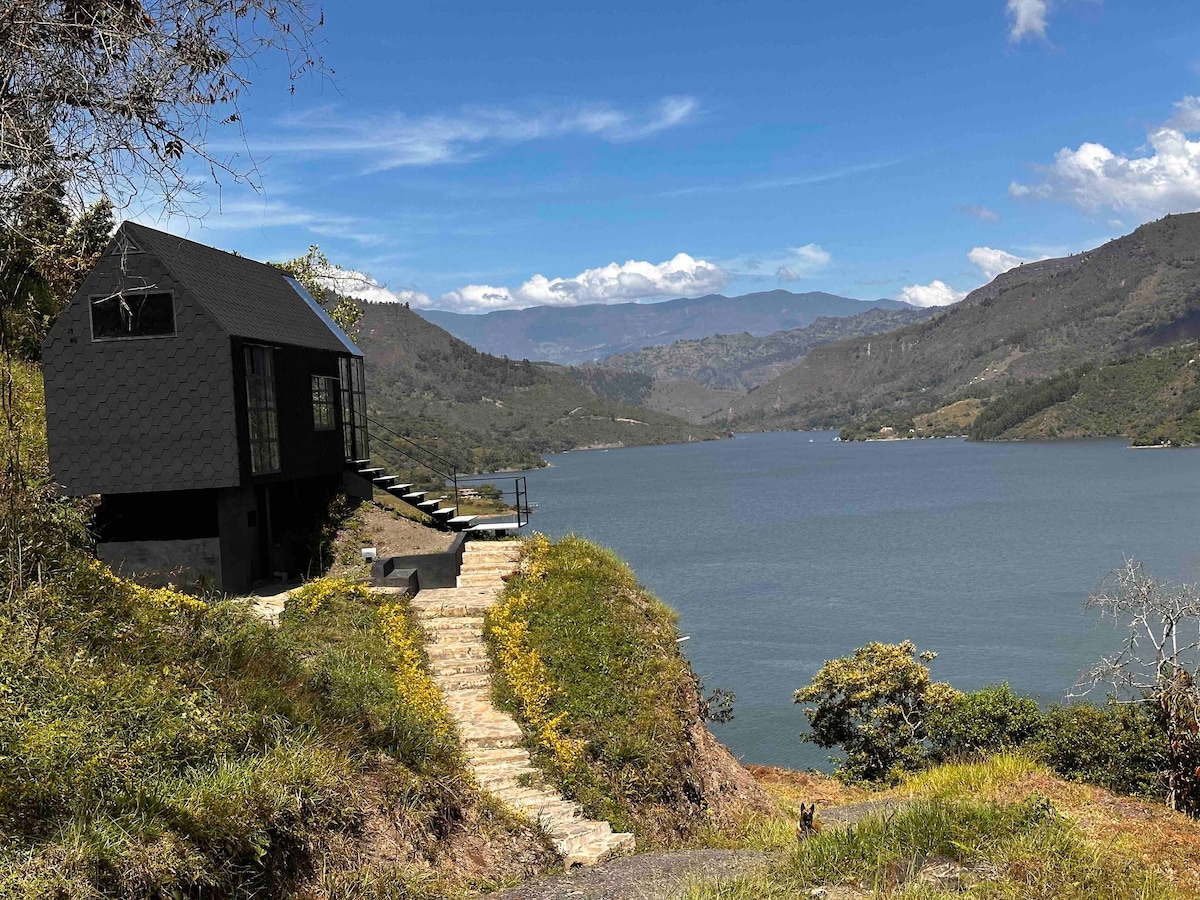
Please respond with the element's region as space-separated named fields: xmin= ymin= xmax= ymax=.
xmin=797 ymin=803 xmax=821 ymax=838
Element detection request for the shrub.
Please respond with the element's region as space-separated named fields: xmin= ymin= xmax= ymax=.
xmin=793 ymin=641 xmax=961 ymax=784
xmin=928 ymin=683 xmax=1045 ymax=760
xmin=1031 ymin=702 xmax=1167 ymax=798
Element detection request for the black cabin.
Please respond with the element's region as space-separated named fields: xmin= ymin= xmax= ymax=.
xmin=42 ymin=222 xmax=371 ymax=592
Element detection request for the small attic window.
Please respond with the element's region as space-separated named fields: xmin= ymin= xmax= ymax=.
xmin=108 ymin=232 xmax=143 ymax=255
xmin=91 ymin=292 xmax=176 ymax=340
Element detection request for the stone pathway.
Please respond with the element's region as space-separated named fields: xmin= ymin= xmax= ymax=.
xmin=411 ymin=540 xmax=636 ymax=868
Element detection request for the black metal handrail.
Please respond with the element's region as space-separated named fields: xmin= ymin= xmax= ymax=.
xmin=362 ymin=413 xmax=532 ymax=529
xmin=365 ymin=414 xmax=457 ymax=478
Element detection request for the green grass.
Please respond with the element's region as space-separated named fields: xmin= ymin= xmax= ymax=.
xmin=0 ymin=555 xmax=476 ymax=897
xmin=683 ymin=795 xmax=1180 ymax=900
xmin=484 ymin=535 xmax=715 ymax=844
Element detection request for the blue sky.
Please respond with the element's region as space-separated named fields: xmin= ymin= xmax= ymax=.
xmin=159 ymin=0 xmax=1200 ymax=313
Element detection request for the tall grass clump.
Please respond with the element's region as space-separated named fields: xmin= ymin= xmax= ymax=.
xmin=484 ymin=533 xmax=709 ymax=842
xmin=683 ymin=795 xmax=1181 ymax=900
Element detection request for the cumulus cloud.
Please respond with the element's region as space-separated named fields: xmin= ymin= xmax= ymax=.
xmin=318 ymin=267 xmax=432 ymax=307
xmin=968 ymin=246 xmax=1035 ymax=281
xmin=895 ymin=245 xmax=1046 ymax=308
xmin=1011 ymin=97 xmax=1200 ymax=217
xmin=439 ymin=253 xmax=728 ymax=313
xmin=1007 ymin=0 xmax=1049 ymax=42
xmin=896 ymin=280 xmax=969 ymax=308
xmin=248 ymin=96 xmax=699 ymax=172
xmin=326 ymin=241 xmax=829 ymax=315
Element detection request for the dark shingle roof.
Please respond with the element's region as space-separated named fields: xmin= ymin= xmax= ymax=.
xmin=122 ymin=222 xmax=361 ymax=356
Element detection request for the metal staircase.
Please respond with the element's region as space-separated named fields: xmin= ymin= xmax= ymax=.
xmin=345 ymin=415 xmax=531 ymax=534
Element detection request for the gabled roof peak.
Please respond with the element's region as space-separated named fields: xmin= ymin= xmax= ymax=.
xmin=116 ymin=222 xmax=361 ymax=356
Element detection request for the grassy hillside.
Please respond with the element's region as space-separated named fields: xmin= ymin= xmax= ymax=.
xmin=483 ymin=535 xmax=775 ymax=845
xmin=967 ymin=343 xmax=1200 ymax=444
xmin=354 ymin=302 xmax=722 ymax=479
xmin=729 ymin=214 xmax=1200 ymax=432
xmin=0 ymin=361 xmax=555 ymax=897
xmin=691 ymin=755 xmax=1200 ymax=899
xmin=601 ymin=306 xmax=935 ymax=392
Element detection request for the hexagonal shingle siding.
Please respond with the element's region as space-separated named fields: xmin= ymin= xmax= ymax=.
xmin=43 ymin=249 xmax=241 ymax=496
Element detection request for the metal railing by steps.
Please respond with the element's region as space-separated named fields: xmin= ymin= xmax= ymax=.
xmin=345 ymin=415 xmax=531 ymax=534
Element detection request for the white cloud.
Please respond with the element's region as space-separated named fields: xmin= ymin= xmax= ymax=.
xmin=1011 ymin=96 xmax=1200 ymax=217
xmin=968 ymin=246 xmax=1035 ymax=281
xmin=247 ymin=96 xmax=699 ymax=172
xmin=438 ymin=253 xmax=728 ymax=313
xmin=895 ymin=245 xmax=1046 ymax=308
xmin=329 ymin=242 xmax=831 ymax=314
xmin=1007 ymin=0 xmax=1049 ymax=42
xmin=318 ymin=267 xmax=433 ymax=307
xmin=896 ymin=280 xmax=968 ymax=308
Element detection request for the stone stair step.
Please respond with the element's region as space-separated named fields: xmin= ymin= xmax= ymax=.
xmin=468 ymin=747 xmax=530 ymax=767
xmin=425 ymin=642 xmax=488 ymax=662
xmin=458 ymin=734 xmax=520 ymax=753
xmin=492 ymin=784 xmax=559 ymax=805
xmin=451 ymin=578 xmax=504 ymax=592
xmin=417 ymin=619 xmax=482 ymax=633
xmin=428 ymin=659 xmax=491 ymax=676
xmin=437 ymin=677 xmax=491 ymax=692
xmin=425 ymin=626 xmax=488 ymax=641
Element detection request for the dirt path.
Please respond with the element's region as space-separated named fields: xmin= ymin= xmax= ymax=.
xmin=486 ymin=850 xmax=777 ymax=900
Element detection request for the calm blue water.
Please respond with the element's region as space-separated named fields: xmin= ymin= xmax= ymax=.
xmin=514 ymin=432 xmax=1200 ymax=770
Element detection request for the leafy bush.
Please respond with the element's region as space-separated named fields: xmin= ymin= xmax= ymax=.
xmin=793 ymin=641 xmax=961 ymax=784
xmin=1031 ymin=702 xmax=1167 ymax=798
xmin=928 ymin=682 xmax=1045 ymax=760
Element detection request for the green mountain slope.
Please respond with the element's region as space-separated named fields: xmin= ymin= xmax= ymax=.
xmin=728 ymin=214 xmax=1200 ymax=431
xmin=600 ymin=306 xmax=936 ymax=391
xmin=965 ymin=344 xmax=1200 ymax=445
xmin=355 ymin=302 xmax=722 ymax=476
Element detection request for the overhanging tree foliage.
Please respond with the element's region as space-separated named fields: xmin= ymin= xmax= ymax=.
xmin=0 ymin=0 xmax=325 ymax=594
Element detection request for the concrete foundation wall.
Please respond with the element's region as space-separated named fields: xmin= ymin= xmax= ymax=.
xmin=98 ymin=538 xmax=221 ymax=591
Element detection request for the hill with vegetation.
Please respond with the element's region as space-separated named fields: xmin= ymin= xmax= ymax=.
xmin=354 ymin=301 xmax=723 ymax=479
xmin=419 ymin=291 xmax=913 ymax=365
xmin=728 ymin=214 xmax=1200 ymax=432
xmin=600 ymin=306 xmax=935 ymax=392
xmin=840 ymin=343 xmax=1200 ymax=445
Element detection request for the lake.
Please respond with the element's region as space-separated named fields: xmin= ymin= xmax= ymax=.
xmin=514 ymin=431 xmax=1200 ymax=770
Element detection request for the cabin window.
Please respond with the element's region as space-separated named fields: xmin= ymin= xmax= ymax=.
xmin=311 ymin=375 xmax=337 ymax=431
xmin=245 ymin=345 xmax=280 ymax=474
xmin=90 ymin=292 xmax=175 ymax=339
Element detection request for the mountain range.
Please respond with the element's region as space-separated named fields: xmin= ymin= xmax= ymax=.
xmin=600 ymin=305 xmax=936 ymax=392
xmin=726 ymin=213 xmax=1200 ymax=433
xmin=353 ymin=301 xmax=722 ymax=479
xmin=417 ymin=290 xmax=913 ymax=364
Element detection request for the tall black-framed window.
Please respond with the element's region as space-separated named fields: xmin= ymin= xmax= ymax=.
xmin=339 ymin=356 xmax=368 ymax=461
xmin=245 ymin=345 xmax=280 ymax=474
xmin=311 ymin=375 xmax=337 ymax=431
xmin=90 ymin=292 xmax=175 ymax=339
